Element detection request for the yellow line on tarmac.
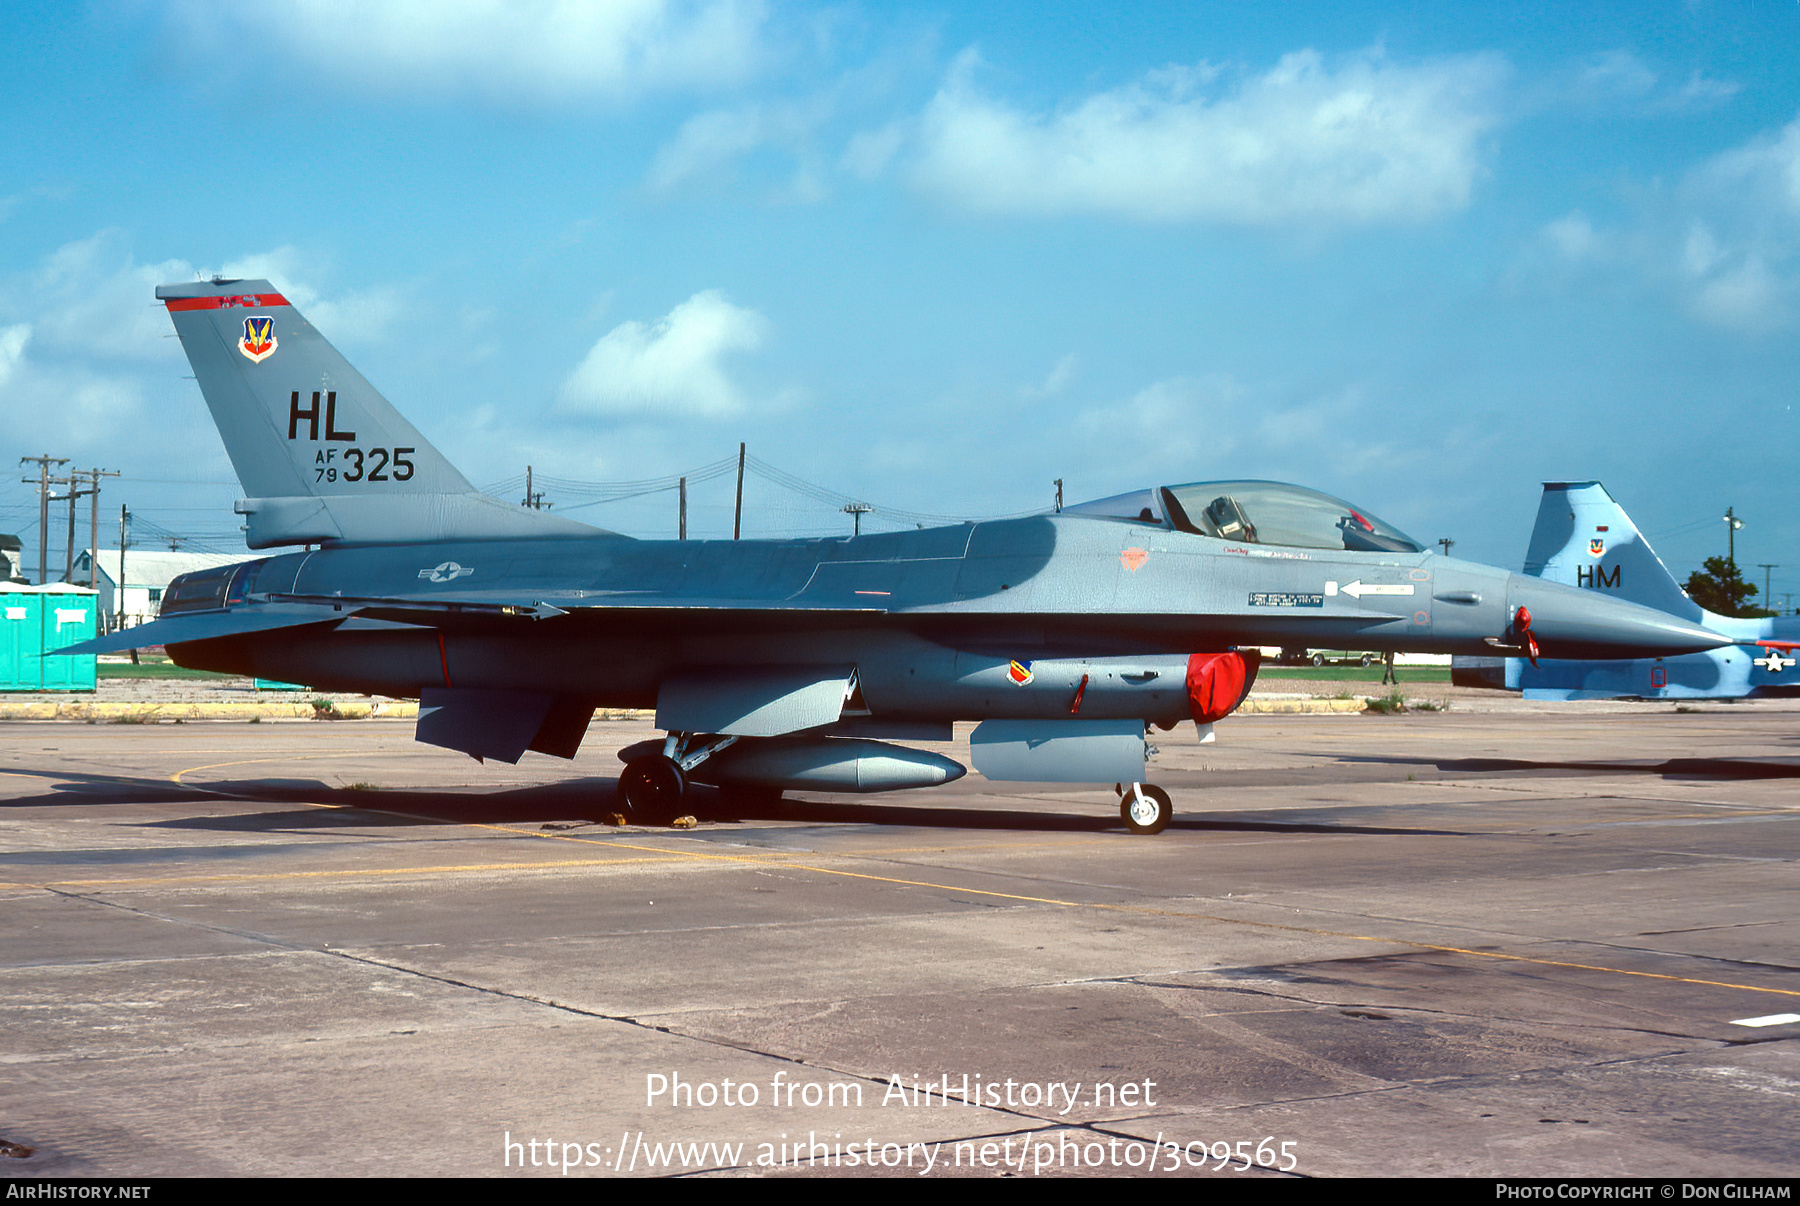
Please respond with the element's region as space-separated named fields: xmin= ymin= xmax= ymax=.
xmin=25 ymin=855 xmax=693 ymax=890
xmin=169 ymin=753 xmax=376 ymax=783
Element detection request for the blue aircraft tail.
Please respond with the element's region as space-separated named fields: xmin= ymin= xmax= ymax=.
xmin=1521 ymin=482 xmax=1700 ymax=620
xmin=156 ymin=279 xmax=600 ymax=549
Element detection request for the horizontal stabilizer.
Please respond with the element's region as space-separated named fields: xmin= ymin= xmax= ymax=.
xmin=48 ymin=605 xmax=342 ymax=656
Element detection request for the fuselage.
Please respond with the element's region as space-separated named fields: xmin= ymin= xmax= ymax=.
xmin=166 ymin=511 xmax=1728 ymax=721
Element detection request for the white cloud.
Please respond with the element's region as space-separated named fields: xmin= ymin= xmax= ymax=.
xmin=1537 ymin=50 xmax=1737 ymax=114
xmin=1665 ymin=71 xmax=1741 ymax=111
xmin=1690 ymin=255 xmax=1783 ymax=330
xmin=1071 ymin=374 xmax=1418 ymax=488
xmin=1517 ymin=114 xmax=1800 ymax=333
xmin=1019 ymin=353 xmax=1076 ymax=399
xmin=162 ymin=0 xmax=767 ymax=104
xmin=1544 ymin=211 xmax=1603 ymax=261
xmin=650 ymin=108 xmax=772 ymax=190
xmin=0 ymin=233 xmax=417 ymax=458
xmin=894 ymin=47 xmax=1508 ymax=225
xmin=1575 ymin=50 xmax=1657 ymax=100
xmin=1075 ymin=374 xmax=1248 ymax=472
xmin=646 ymin=97 xmax=832 ymax=196
xmin=208 ymin=247 xmax=407 ymax=345
xmin=1694 ymin=116 xmax=1800 ymax=217
xmin=557 ymin=290 xmax=770 ymax=418
xmin=1675 ymin=116 xmax=1800 ymax=331
xmin=15 ymin=231 xmax=194 ymax=362
xmin=0 ymin=235 xmax=192 ymax=455
xmin=842 ymin=122 xmax=905 ymax=179
xmin=0 ymin=324 xmax=31 ymax=388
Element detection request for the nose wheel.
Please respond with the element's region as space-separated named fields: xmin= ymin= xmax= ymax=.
xmin=619 ymin=755 xmax=686 ymax=825
xmin=1119 ymin=783 xmax=1173 ymax=835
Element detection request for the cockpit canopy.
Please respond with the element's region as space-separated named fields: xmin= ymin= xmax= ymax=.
xmin=1063 ymin=480 xmax=1425 ymax=554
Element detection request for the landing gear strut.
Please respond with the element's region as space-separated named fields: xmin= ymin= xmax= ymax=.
xmin=1119 ymin=782 xmax=1172 ymax=835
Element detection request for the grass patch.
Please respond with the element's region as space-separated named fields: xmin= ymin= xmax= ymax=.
xmin=1260 ymin=666 xmax=1451 ymax=682
xmin=1364 ymin=691 xmax=1409 ymax=714
xmin=310 ymin=698 xmax=340 ymax=719
xmin=98 ymin=664 xmax=238 ymax=681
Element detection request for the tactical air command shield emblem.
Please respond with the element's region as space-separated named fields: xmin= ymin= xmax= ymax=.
xmin=1008 ymin=659 xmax=1034 ymax=686
xmin=1589 ymin=538 xmax=1605 ymax=557
xmin=238 ymin=316 xmax=277 ymax=363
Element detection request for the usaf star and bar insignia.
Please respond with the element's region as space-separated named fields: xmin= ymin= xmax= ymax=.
xmin=1754 ymin=645 xmax=1796 ymax=674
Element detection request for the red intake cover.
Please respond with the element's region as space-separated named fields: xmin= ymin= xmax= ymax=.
xmin=1186 ymin=650 xmax=1261 ymax=724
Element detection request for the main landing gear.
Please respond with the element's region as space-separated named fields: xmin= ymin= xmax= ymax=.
xmin=1118 ymin=782 xmax=1173 ymax=835
xmin=618 ymin=755 xmax=686 ymax=825
xmin=617 ymin=732 xmax=740 ymax=826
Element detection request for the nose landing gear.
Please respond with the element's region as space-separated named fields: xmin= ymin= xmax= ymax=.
xmin=1119 ymin=782 xmax=1173 ymax=835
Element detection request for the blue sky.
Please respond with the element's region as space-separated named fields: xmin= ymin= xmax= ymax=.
xmin=2 ymin=1 xmax=1797 ymax=605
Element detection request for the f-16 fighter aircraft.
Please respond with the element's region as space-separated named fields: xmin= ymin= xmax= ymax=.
xmin=58 ymin=280 xmax=1731 ymax=834
xmin=1453 ymin=481 xmax=1798 ymax=701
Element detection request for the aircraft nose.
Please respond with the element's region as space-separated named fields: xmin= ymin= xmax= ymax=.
xmin=1505 ymin=575 xmax=1732 ymax=659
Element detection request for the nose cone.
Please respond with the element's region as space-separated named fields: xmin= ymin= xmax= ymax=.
xmin=1507 ymin=575 xmax=1732 ymax=659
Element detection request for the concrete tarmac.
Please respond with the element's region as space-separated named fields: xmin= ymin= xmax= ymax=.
xmin=2 ymin=703 xmax=1796 ymax=1178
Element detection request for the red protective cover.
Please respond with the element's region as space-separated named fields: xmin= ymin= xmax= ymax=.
xmin=1186 ymin=650 xmax=1262 ymax=723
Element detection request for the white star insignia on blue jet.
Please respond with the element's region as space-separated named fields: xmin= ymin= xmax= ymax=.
xmin=419 ymin=561 xmax=475 ymax=583
xmin=1753 ymin=648 xmax=1795 ymax=673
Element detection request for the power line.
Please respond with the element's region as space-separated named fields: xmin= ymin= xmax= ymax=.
xmin=478 ymin=452 xmax=1040 ymax=531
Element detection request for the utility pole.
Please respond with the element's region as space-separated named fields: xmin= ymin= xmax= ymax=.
xmin=55 ymin=473 xmax=96 ymax=584
xmin=1723 ymin=506 xmax=1743 ymax=567
xmin=678 ymin=476 xmax=687 ymax=541
xmin=843 ymin=502 xmax=872 ymax=536
xmin=732 ymin=443 xmax=745 ymax=541
xmin=85 ymin=469 xmax=119 ymax=588
xmin=19 ymin=454 xmax=68 ymax=585
xmin=117 ymin=505 xmax=130 ymax=631
xmin=1437 ymin=537 xmax=1455 ymax=558
xmin=521 ymin=466 xmax=549 ymax=510
xmin=1758 ymin=564 xmax=1777 ymax=608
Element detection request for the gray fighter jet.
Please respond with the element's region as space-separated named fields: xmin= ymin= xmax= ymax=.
xmin=58 ymin=280 xmax=1731 ymax=834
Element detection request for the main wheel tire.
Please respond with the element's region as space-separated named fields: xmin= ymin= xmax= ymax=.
xmin=619 ymin=755 xmax=686 ymax=825
xmin=1310 ymin=652 xmax=1325 ymax=667
xmin=1120 ymin=784 xmax=1173 ymax=835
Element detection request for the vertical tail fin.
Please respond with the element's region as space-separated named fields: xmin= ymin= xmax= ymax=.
xmin=1521 ymin=481 xmax=1699 ymax=620
xmin=156 ymin=279 xmax=602 ymax=548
